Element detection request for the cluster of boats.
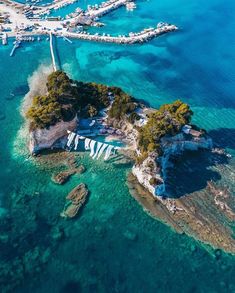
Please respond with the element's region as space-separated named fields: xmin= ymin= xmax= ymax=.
xmin=63 ymin=23 xmax=177 ymax=44
xmin=126 ymin=2 xmax=136 ymax=11
xmin=86 ymin=0 xmax=129 ymax=18
xmin=67 ymin=131 xmax=120 ymax=161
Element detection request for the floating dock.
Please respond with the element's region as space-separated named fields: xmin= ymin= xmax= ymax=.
xmin=10 ymin=40 xmax=21 ymax=57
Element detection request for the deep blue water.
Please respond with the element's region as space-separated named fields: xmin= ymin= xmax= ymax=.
xmin=0 ymin=0 xmax=235 ymax=292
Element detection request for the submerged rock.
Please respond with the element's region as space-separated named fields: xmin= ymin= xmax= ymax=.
xmin=52 ymin=165 xmax=86 ymax=184
xmin=61 ymin=183 xmax=89 ymax=218
xmin=52 ymin=170 xmax=76 ymax=184
xmin=127 ymin=173 xmax=235 ymax=254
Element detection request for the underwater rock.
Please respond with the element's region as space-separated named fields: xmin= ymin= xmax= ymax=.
xmin=0 ymin=234 xmax=9 ymax=244
xmin=127 ymin=173 xmax=235 ymax=254
xmin=5 ymin=94 xmax=15 ymax=101
xmin=52 ymin=170 xmax=76 ymax=185
xmin=12 ymin=84 xmax=29 ymax=96
xmin=61 ymin=183 xmax=89 ymax=218
xmin=51 ymin=226 xmax=64 ymax=241
xmin=52 ymin=165 xmax=86 ymax=184
xmin=123 ymin=229 xmax=137 ymax=241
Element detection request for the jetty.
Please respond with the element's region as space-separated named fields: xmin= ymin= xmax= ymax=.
xmin=10 ymin=40 xmax=21 ymax=57
xmin=59 ymin=24 xmax=178 ymax=45
xmin=86 ymin=0 xmax=129 ymax=19
xmin=49 ymin=32 xmax=57 ymax=71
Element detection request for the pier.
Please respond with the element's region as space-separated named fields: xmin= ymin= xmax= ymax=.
xmin=49 ymin=32 xmax=57 ymax=71
xmin=62 ymin=35 xmax=73 ymax=44
xmin=10 ymin=40 xmax=21 ymax=57
xmin=86 ymin=0 xmax=130 ymax=19
xmin=59 ymin=24 xmax=178 ymax=45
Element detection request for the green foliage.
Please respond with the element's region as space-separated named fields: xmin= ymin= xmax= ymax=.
xmin=26 ymin=71 xmax=114 ymax=129
xmin=46 ymin=70 xmax=71 ymax=94
xmin=26 ymin=95 xmax=63 ymax=129
xmin=128 ymin=112 xmax=141 ymax=124
xmin=108 ymin=88 xmax=136 ymax=120
xmin=149 ymin=177 xmax=157 ymax=186
xmin=135 ymin=152 xmax=148 ymax=164
xmin=87 ymin=104 xmax=98 ymax=117
xmin=138 ymin=100 xmax=193 ymax=154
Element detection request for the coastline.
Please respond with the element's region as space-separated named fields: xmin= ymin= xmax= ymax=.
xmin=20 ymin=68 xmax=235 ymax=255
xmin=127 ymin=173 xmax=235 ymax=254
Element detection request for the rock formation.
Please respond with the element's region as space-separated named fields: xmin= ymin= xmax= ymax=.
xmin=132 ymin=132 xmax=213 ymax=197
xmin=61 ymin=183 xmax=89 ymax=218
xmin=128 ymin=174 xmax=235 ymax=254
xmin=29 ymin=117 xmax=77 ymax=155
xmin=52 ymin=165 xmax=85 ymax=184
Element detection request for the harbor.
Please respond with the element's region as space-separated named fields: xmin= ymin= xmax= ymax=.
xmin=0 ymin=0 xmax=178 ymax=51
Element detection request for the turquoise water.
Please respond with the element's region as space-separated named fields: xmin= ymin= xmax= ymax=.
xmin=1 ymin=0 xmax=235 ymax=292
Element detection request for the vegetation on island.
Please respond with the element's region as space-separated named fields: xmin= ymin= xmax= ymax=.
xmin=26 ymin=72 xmax=193 ymax=162
xmin=26 ymin=71 xmax=111 ymax=129
xmin=108 ymin=88 xmax=136 ymax=120
xmin=138 ymin=100 xmax=193 ymax=158
xmin=26 ymin=70 xmax=137 ymax=130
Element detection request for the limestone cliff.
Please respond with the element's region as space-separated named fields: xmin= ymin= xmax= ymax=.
xmin=132 ymin=132 xmax=213 ymax=197
xmin=29 ymin=117 xmax=77 ymax=154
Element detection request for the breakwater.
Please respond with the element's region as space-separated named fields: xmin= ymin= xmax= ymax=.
xmin=86 ymin=0 xmax=130 ymax=19
xmin=60 ymin=24 xmax=178 ymax=44
xmin=5 ymin=23 xmax=178 ymax=46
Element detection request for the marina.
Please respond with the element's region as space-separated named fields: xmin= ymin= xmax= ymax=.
xmin=0 ymin=0 xmax=178 ymax=51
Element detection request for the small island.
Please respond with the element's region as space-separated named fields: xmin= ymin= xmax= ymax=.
xmin=24 ymin=70 xmax=235 ymax=253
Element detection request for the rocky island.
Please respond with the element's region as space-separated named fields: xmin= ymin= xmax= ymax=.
xmin=61 ymin=183 xmax=89 ymax=218
xmin=52 ymin=165 xmax=85 ymax=184
xmin=24 ymin=70 xmax=235 ymax=253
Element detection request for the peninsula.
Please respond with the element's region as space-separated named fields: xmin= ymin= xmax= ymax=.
xmin=23 ymin=70 xmax=235 ymax=254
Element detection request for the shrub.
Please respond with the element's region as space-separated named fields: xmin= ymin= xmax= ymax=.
xmin=108 ymin=90 xmax=136 ymax=120
xmin=149 ymin=177 xmax=158 ymax=186
xmin=138 ymin=100 xmax=193 ymax=155
xmin=26 ymin=71 xmax=117 ymax=129
xmin=128 ymin=112 xmax=141 ymax=124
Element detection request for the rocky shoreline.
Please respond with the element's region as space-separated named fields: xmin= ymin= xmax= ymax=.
xmin=127 ymin=173 xmax=235 ymax=254
xmin=23 ymin=69 xmax=235 ymax=253
xmin=132 ymin=131 xmax=213 ymax=197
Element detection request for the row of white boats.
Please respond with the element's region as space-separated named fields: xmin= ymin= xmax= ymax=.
xmin=67 ymin=131 xmax=120 ymax=161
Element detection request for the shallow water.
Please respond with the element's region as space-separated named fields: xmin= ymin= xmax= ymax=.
xmin=1 ymin=0 xmax=235 ymax=292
